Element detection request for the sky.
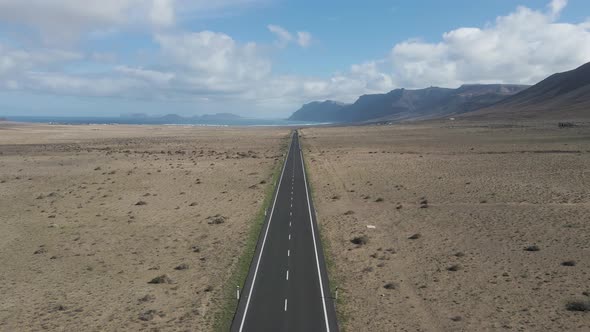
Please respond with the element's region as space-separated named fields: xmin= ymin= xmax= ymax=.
xmin=0 ymin=0 xmax=589 ymax=118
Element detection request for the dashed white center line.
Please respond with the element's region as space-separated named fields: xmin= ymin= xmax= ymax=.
xmin=289 ymin=221 xmax=291 ymax=227
xmin=287 ymin=249 xmax=290 ymax=256
xmin=286 ymin=269 xmax=289 ymax=280
xmin=284 ymin=298 xmax=288 ymax=311
xmin=288 ymin=234 xmax=291 ymax=240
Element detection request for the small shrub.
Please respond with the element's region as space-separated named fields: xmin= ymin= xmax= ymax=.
xmin=565 ymin=300 xmax=590 ymax=312
xmin=383 ymin=282 xmax=397 ymax=290
xmin=350 ymin=235 xmax=369 ymax=245
xmin=33 ymin=247 xmax=47 ymax=255
xmin=558 ymin=122 xmax=575 ymax=128
xmin=139 ymin=310 xmax=157 ymax=321
xmin=408 ymin=233 xmax=421 ymax=240
xmin=148 ymin=274 xmax=173 ymax=284
xmin=561 ymin=260 xmax=576 ymax=267
xmin=138 ymin=295 xmax=154 ymax=303
xmin=174 ymin=263 xmax=189 ymax=270
xmin=53 ymin=305 xmax=66 ymax=312
xmin=524 ymin=245 xmax=540 ymax=252
xmin=447 ymin=264 xmax=461 ymax=272
xmin=207 ymin=214 xmax=227 ymax=224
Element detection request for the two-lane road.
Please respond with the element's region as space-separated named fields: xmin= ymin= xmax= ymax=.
xmin=231 ymin=131 xmax=338 ymax=331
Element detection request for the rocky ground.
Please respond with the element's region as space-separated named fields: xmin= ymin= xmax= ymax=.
xmin=302 ymin=121 xmax=590 ymax=331
xmin=0 ymin=123 xmax=288 ymax=331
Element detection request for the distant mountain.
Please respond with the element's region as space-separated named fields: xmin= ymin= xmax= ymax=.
xmin=342 ymin=87 xmax=454 ymax=122
xmin=289 ymin=84 xmax=528 ymax=123
xmin=160 ymin=114 xmax=186 ymax=122
xmin=462 ymin=62 xmax=590 ymax=120
xmin=288 ymin=100 xmax=350 ymax=122
xmin=199 ymin=113 xmax=243 ymax=121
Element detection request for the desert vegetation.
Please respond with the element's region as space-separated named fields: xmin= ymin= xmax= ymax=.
xmin=302 ymin=121 xmax=590 ymax=331
xmin=0 ymin=123 xmax=288 ymax=331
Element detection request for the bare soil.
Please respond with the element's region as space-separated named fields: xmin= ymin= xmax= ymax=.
xmin=302 ymin=122 xmax=590 ymax=331
xmin=0 ymin=123 xmax=288 ymax=331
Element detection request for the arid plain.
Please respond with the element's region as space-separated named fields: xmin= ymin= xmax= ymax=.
xmin=302 ymin=122 xmax=590 ymax=331
xmin=0 ymin=123 xmax=288 ymax=331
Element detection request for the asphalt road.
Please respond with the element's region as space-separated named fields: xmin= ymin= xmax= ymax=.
xmin=231 ymin=131 xmax=339 ymax=332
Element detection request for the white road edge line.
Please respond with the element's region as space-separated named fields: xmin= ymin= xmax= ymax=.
xmin=238 ymin=133 xmax=293 ymax=332
xmin=300 ymin=145 xmax=331 ymax=332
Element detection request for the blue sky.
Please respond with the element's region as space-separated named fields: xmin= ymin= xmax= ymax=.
xmin=1 ymin=0 xmax=589 ymax=118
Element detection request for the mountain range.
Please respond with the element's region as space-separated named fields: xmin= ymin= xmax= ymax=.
xmin=289 ymin=62 xmax=590 ymax=123
xmin=461 ymin=62 xmax=590 ymax=120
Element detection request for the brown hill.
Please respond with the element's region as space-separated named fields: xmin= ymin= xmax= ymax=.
xmin=463 ymin=62 xmax=590 ymax=120
xmin=289 ymin=84 xmax=527 ymax=123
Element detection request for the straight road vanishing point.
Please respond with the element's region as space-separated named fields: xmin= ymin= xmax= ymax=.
xmin=231 ymin=131 xmax=339 ymax=331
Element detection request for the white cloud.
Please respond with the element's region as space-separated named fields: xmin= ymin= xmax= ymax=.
xmin=268 ymin=24 xmax=313 ymax=48
xmin=23 ymin=71 xmax=141 ymax=96
xmin=387 ymin=1 xmax=590 ymax=88
xmin=0 ymin=43 xmax=83 ymax=76
xmin=297 ymin=31 xmax=312 ymax=48
xmin=268 ymin=24 xmax=293 ymax=48
xmin=0 ymin=0 xmax=148 ymax=43
xmin=115 ymin=66 xmax=175 ymax=85
xmin=155 ymin=31 xmax=271 ymax=82
xmin=149 ymin=0 xmax=175 ymax=26
xmin=0 ymin=0 xmax=267 ymax=44
xmin=90 ymin=52 xmax=117 ymax=63
xmin=549 ymin=0 xmax=567 ymax=18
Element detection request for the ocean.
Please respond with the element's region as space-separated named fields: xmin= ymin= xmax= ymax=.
xmin=3 ymin=116 xmax=328 ymax=127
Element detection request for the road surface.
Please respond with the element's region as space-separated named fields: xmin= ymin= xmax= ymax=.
xmin=231 ymin=131 xmax=339 ymax=332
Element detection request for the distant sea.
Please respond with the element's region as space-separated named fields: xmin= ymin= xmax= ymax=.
xmin=3 ymin=116 xmax=328 ymax=127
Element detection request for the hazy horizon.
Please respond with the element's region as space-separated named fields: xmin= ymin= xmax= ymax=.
xmin=1 ymin=0 xmax=590 ymax=118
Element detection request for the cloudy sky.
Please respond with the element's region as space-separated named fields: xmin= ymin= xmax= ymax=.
xmin=1 ymin=0 xmax=589 ymax=118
